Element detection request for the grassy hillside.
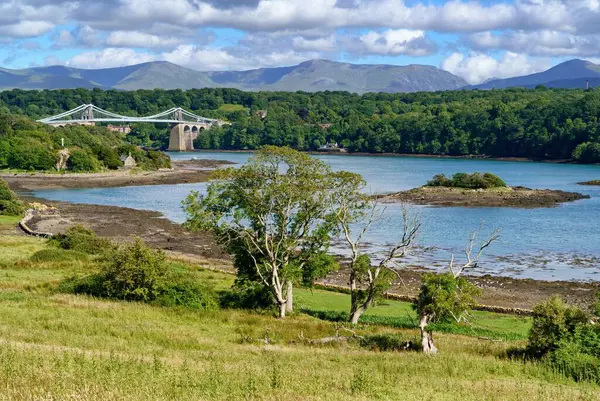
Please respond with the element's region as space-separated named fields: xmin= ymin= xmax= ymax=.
xmin=0 ymin=219 xmax=598 ymax=400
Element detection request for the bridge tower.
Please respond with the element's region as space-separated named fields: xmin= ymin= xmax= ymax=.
xmin=83 ymin=105 xmax=94 ymax=121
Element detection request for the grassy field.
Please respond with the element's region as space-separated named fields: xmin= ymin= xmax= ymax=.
xmin=0 ymin=224 xmax=598 ymax=400
xmin=219 ymin=103 xmax=249 ymax=113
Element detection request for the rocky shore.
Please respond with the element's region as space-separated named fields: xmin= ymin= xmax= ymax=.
xmin=376 ymin=186 xmax=590 ymax=208
xmin=1 ymin=159 xmax=233 ymax=191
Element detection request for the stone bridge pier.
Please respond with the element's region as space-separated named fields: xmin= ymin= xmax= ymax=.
xmin=168 ymin=122 xmax=212 ymax=151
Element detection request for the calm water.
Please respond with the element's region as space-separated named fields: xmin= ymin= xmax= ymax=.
xmin=34 ymin=151 xmax=600 ymax=281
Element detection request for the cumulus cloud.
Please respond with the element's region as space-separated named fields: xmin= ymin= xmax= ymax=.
xmin=344 ymin=29 xmax=436 ymax=56
xmin=66 ymin=48 xmax=155 ymax=69
xmin=441 ymin=52 xmax=551 ymax=84
xmin=292 ymin=35 xmax=336 ymax=52
xmin=106 ymin=32 xmax=184 ymax=49
xmin=467 ymin=30 xmax=600 ymax=57
xmin=5 ymin=0 xmax=600 ymax=81
xmin=0 ymin=21 xmax=54 ymax=38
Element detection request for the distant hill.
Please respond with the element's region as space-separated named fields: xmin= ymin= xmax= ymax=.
xmin=469 ymin=59 xmax=600 ymax=90
xmin=0 ymin=59 xmax=468 ymax=94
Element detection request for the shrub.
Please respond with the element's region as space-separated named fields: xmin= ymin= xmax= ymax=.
xmin=101 ymin=238 xmax=169 ymax=302
xmin=58 ymin=274 xmax=105 ymax=296
xmin=154 ymin=276 xmax=219 ymax=310
xmin=0 ymin=199 xmax=24 ymax=216
xmin=67 ymin=148 xmax=101 ymax=172
xmin=30 ymin=248 xmax=89 ymax=263
xmin=547 ymin=341 xmax=600 ymax=384
xmin=220 ymin=280 xmax=274 ymax=310
xmin=359 ymin=333 xmax=419 ymax=352
xmin=0 ymin=179 xmax=24 ymax=216
xmin=527 ymin=295 xmax=589 ymax=357
xmin=60 ymin=238 xmax=219 ymax=310
xmin=50 ymin=225 xmax=114 ymax=255
xmin=426 ymin=172 xmax=507 ymax=189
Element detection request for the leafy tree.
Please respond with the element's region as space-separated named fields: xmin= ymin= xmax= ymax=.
xmin=183 ymin=146 xmax=341 ymax=318
xmin=68 ymin=148 xmax=101 ymax=172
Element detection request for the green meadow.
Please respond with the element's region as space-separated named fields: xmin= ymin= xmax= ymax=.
xmin=0 ymin=219 xmax=598 ymax=400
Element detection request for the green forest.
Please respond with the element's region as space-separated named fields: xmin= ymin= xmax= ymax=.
xmin=2 ymin=86 xmax=600 ymax=162
xmin=0 ymin=112 xmax=170 ymax=172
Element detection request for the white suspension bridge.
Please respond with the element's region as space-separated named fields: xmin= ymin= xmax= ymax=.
xmin=38 ymin=104 xmax=226 ymax=151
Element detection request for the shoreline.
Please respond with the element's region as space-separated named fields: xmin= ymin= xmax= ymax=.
xmin=1 ymin=159 xmax=231 ymax=191
xmin=189 ymin=148 xmax=577 ymax=164
xmin=13 ymin=194 xmax=600 ymax=311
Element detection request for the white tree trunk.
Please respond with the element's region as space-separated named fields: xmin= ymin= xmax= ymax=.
xmin=349 ymin=306 xmax=366 ymax=324
xmin=285 ymin=280 xmax=293 ymax=313
xmin=420 ymin=314 xmax=437 ymax=354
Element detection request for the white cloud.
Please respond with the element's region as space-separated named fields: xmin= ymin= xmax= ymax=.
xmin=441 ymin=52 xmax=551 ymax=84
xmin=350 ymin=29 xmax=434 ymax=56
xmin=66 ymin=48 xmax=155 ymax=69
xmin=0 ymin=21 xmax=54 ymax=38
xmin=63 ymin=45 xmax=320 ymax=71
xmin=106 ymin=32 xmax=184 ymax=49
xmin=292 ymin=35 xmax=336 ymax=52
xmin=467 ymin=30 xmax=600 ymax=57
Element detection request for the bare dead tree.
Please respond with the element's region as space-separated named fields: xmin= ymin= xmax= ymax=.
xmin=417 ymin=226 xmax=501 ymax=353
xmin=333 ymin=191 xmax=421 ymax=324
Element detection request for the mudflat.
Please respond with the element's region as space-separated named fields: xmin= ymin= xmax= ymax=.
xmin=14 ymin=197 xmax=599 ymax=311
xmin=377 ymin=186 xmax=589 ymax=208
xmin=1 ymin=159 xmax=233 ymax=191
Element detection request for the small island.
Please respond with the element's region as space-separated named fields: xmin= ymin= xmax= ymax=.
xmin=377 ymin=172 xmax=590 ymax=208
xmin=577 ymin=180 xmax=600 ymax=186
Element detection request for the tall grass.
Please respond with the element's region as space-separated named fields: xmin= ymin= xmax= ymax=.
xmin=0 ymin=235 xmax=597 ymax=399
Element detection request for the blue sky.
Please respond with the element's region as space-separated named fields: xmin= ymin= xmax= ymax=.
xmin=1 ymin=0 xmax=598 ymax=83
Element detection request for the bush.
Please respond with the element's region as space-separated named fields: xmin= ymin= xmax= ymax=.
xmin=67 ymin=148 xmax=101 ymax=172
xmin=527 ymin=295 xmax=589 ymax=357
xmin=50 ymin=225 xmax=114 ymax=255
xmin=0 ymin=199 xmax=24 ymax=216
xmin=101 ymin=238 xmax=169 ymax=302
xmin=60 ymin=238 xmax=219 ymax=310
xmin=0 ymin=179 xmax=24 ymax=216
xmin=547 ymin=341 xmax=600 ymax=384
xmin=220 ymin=279 xmax=274 ymax=310
xmin=426 ymin=172 xmax=507 ymax=189
xmin=359 ymin=333 xmax=419 ymax=352
xmin=30 ymin=248 xmax=89 ymax=263
xmin=154 ymin=276 xmax=219 ymax=310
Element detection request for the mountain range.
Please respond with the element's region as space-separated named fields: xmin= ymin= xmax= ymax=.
xmin=0 ymin=58 xmax=598 ymax=93
xmin=0 ymin=59 xmax=467 ymax=93
xmin=469 ymin=59 xmax=600 ymax=90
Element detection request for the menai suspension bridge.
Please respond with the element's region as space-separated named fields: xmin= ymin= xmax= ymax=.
xmin=38 ymin=104 xmax=226 ymax=151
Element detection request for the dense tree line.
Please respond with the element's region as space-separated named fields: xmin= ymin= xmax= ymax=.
xmin=0 ymin=112 xmax=170 ymax=172
xmin=2 ymin=86 xmax=600 ymax=162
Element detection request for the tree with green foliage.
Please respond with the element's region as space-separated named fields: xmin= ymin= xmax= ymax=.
xmin=416 ymin=228 xmax=499 ymax=353
xmin=427 ymin=172 xmax=507 ymax=189
xmin=67 ymin=148 xmax=101 ymax=172
xmin=183 ymin=146 xmax=341 ymax=318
